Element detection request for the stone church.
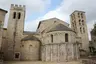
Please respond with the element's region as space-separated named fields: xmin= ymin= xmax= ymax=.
xmin=0 ymin=4 xmax=89 ymax=62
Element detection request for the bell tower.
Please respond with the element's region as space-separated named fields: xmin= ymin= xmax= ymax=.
xmin=70 ymin=10 xmax=89 ymax=51
xmin=7 ymin=4 xmax=25 ymax=60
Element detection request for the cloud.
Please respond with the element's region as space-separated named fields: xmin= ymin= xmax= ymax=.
xmin=24 ymin=17 xmax=42 ymax=31
xmin=1 ymin=0 xmax=96 ymax=40
xmin=0 ymin=0 xmax=51 ymax=28
xmin=57 ymin=0 xmax=96 ymax=40
xmin=59 ymin=0 xmax=96 ymax=22
xmin=0 ymin=0 xmax=51 ymax=12
xmin=25 ymin=0 xmax=96 ymax=40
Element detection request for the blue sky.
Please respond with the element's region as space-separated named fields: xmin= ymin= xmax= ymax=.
xmin=24 ymin=0 xmax=64 ymax=32
xmin=25 ymin=0 xmax=63 ymax=22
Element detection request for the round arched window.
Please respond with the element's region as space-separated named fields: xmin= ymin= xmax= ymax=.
xmin=13 ymin=12 xmax=16 ymax=19
xmin=65 ymin=33 xmax=68 ymax=42
xmin=18 ymin=12 xmax=21 ymax=19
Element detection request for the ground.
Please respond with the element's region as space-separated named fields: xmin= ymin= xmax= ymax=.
xmin=4 ymin=61 xmax=81 ymax=64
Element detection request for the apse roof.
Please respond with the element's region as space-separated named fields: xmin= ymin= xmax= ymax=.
xmin=47 ymin=24 xmax=73 ymax=32
xmin=21 ymin=35 xmax=40 ymax=41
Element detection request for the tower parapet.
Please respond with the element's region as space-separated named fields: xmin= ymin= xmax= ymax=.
xmin=11 ymin=4 xmax=25 ymax=11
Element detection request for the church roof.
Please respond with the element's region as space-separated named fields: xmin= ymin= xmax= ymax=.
xmin=37 ymin=17 xmax=69 ymax=29
xmin=0 ymin=8 xmax=7 ymax=13
xmin=23 ymin=31 xmax=39 ymax=35
xmin=21 ymin=35 xmax=40 ymax=41
xmin=47 ymin=24 xmax=73 ymax=32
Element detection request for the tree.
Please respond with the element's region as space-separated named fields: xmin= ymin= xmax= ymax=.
xmin=91 ymin=23 xmax=96 ymax=35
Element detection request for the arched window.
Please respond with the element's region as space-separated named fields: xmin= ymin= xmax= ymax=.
xmin=74 ymin=21 xmax=76 ymax=26
xmin=81 ymin=13 xmax=83 ymax=18
xmin=72 ymin=22 xmax=74 ymax=27
xmin=15 ymin=53 xmax=20 ymax=59
xmin=18 ymin=12 xmax=21 ymax=19
xmin=80 ymin=27 xmax=82 ymax=33
xmin=29 ymin=45 xmax=32 ymax=52
xmin=54 ymin=21 xmax=56 ymax=23
xmin=13 ymin=12 xmax=16 ymax=19
xmin=82 ymin=20 xmax=84 ymax=25
xmin=22 ymin=45 xmax=24 ymax=47
xmin=83 ymin=27 xmax=85 ymax=33
xmin=78 ymin=13 xmax=80 ymax=18
xmin=30 ymin=45 xmax=32 ymax=47
xmin=65 ymin=33 xmax=68 ymax=42
xmin=51 ymin=34 xmax=53 ymax=43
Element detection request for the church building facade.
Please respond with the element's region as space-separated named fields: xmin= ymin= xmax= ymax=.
xmin=0 ymin=4 xmax=89 ymax=62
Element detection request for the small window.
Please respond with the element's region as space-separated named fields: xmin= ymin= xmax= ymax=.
xmin=18 ymin=12 xmax=21 ymax=19
xmin=78 ymin=13 xmax=80 ymax=18
xmin=22 ymin=45 xmax=24 ymax=47
xmin=54 ymin=21 xmax=56 ymax=23
xmin=81 ymin=13 xmax=83 ymax=18
xmin=83 ymin=27 xmax=85 ymax=33
xmin=65 ymin=33 xmax=68 ymax=42
xmin=80 ymin=27 xmax=82 ymax=33
xmin=79 ymin=20 xmax=81 ymax=25
xmin=74 ymin=21 xmax=76 ymax=26
xmin=15 ymin=53 xmax=20 ymax=59
xmin=29 ymin=45 xmax=32 ymax=52
xmin=13 ymin=12 xmax=16 ymax=19
xmin=82 ymin=20 xmax=84 ymax=25
xmin=51 ymin=34 xmax=53 ymax=42
xmin=72 ymin=22 xmax=74 ymax=27
xmin=30 ymin=45 xmax=32 ymax=47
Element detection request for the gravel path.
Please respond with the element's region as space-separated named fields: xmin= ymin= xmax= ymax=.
xmin=4 ymin=61 xmax=81 ymax=64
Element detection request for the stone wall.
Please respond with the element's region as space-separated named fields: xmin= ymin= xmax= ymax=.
xmin=21 ymin=40 xmax=40 ymax=61
xmin=70 ymin=11 xmax=89 ymax=51
xmin=41 ymin=43 xmax=79 ymax=62
xmin=0 ymin=10 xmax=7 ymax=49
xmin=7 ymin=4 xmax=25 ymax=60
xmin=42 ymin=31 xmax=76 ymax=45
xmin=2 ymin=28 xmax=8 ymax=60
xmin=41 ymin=31 xmax=79 ymax=62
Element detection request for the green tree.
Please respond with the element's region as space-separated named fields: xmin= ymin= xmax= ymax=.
xmin=91 ymin=23 xmax=96 ymax=35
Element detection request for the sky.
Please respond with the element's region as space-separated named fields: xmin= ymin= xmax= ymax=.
xmin=0 ymin=0 xmax=96 ymax=40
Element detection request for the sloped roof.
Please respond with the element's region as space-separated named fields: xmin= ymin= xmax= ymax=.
xmin=47 ymin=24 xmax=73 ymax=32
xmin=0 ymin=8 xmax=7 ymax=13
xmin=21 ymin=35 xmax=40 ymax=41
xmin=23 ymin=31 xmax=39 ymax=35
xmin=37 ymin=17 xmax=69 ymax=29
